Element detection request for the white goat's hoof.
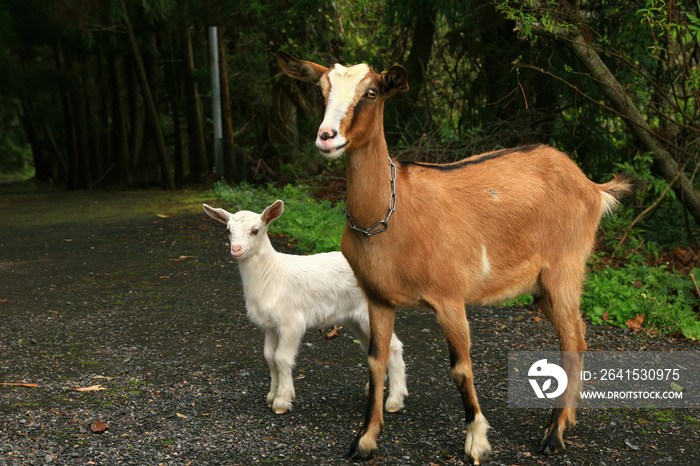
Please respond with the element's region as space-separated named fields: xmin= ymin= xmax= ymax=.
xmin=271 ymin=399 xmax=292 ymax=414
xmin=384 ymin=394 xmax=405 ymax=413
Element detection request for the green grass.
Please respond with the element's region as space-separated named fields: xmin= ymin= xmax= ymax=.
xmin=583 ymin=257 xmax=700 ymax=341
xmin=213 ymin=181 xmax=345 ymax=253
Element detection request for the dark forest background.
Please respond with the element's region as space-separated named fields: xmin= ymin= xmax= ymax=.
xmin=1 ymin=0 xmax=699 ymax=226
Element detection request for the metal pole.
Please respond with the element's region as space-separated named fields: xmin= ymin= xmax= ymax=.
xmin=208 ymin=26 xmax=224 ymax=179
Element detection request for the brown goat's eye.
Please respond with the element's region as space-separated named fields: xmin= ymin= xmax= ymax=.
xmin=366 ymin=88 xmax=378 ymax=99
xmin=316 ymin=86 xmax=325 ymax=100
xmin=251 ymin=229 xmax=259 ymax=236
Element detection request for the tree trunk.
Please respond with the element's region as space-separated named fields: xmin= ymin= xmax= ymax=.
xmin=107 ymin=33 xmax=132 ymax=185
xmin=18 ymin=97 xmax=50 ymax=183
xmin=164 ymin=29 xmax=185 ymax=188
xmin=403 ymin=13 xmax=436 ymax=101
xmin=561 ymin=32 xmax=700 ymax=224
xmin=75 ymin=53 xmax=96 ymax=187
xmin=55 ymin=46 xmax=79 ymax=189
xmin=64 ymin=50 xmax=92 ymax=189
xmin=181 ymin=20 xmax=209 ymax=182
xmin=125 ymin=58 xmax=146 ymax=179
xmin=217 ymin=28 xmax=240 ymax=182
xmin=120 ymin=0 xmax=175 ymax=190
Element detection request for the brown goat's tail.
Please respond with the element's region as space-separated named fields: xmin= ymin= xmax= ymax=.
xmin=600 ymin=174 xmax=635 ymax=216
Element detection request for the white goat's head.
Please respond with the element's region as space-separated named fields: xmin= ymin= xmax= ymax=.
xmin=202 ymin=200 xmax=284 ymax=260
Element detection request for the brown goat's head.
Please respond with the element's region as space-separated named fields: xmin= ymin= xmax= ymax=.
xmin=276 ymin=50 xmax=408 ymax=159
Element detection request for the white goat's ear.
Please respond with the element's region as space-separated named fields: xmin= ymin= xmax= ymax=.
xmin=261 ymin=200 xmax=284 ymax=226
xmin=202 ymin=204 xmax=230 ymax=225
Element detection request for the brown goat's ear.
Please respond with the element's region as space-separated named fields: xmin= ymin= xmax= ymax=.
xmin=261 ymin=200 xmax=284 ymax=225
xmin=276 ymin=50 xmax=328 ymax=83
xmin=380 ymin=66 xmax=409 ymax=96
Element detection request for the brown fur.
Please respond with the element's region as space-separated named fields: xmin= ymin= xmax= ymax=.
xmin=277 ymin=50 xmax=632 ymax=462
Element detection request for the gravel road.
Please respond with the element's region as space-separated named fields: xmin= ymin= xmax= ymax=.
xmin=1 ymin=185 xmax=698 ymax=465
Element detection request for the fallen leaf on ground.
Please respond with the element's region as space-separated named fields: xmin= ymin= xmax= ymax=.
xmin=670 ymin=382 xmax=685 ymax=392
xmin=156 ymin=214 xmax=172 ymax=218
xmin=72 ymin=384 xmax=107 ymax=392
xmin=602 ymin=311 xmax=609 ymax=321
xmin=168 ymin=255 xmax=195 ymax=262
xmin=326 ymin=325 xmax=343 ymax=339
xmin=90 ymin=421 xmax=108 ymax=433
xmin=0 ymin=382 xmax=39 ymax=388
xmin=92 ymin=375 xmax=116 ymax=380
xmin=625 ymin=314 xmax=644 ymax=332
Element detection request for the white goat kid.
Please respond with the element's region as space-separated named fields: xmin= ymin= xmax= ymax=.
xmin=203 ymin=200 xmax=407 ymax=414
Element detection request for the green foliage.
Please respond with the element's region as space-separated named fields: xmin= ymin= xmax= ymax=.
xmin=0 ymin=106 xmax=33 ymax=178
xmin=583 ymin=261 xmax=700 ymax=341
xmin=600 ymin=151 xmax=697 ymax=251
xmin=213 ymin=181 xmax=345 ymax=253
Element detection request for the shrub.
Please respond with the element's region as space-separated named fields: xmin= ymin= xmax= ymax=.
xmin=213 ymin=181 xmax=345 ymax=253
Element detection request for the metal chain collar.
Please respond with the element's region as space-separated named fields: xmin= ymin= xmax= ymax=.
xmin=344 ymin=157 xmax=397 ymax=237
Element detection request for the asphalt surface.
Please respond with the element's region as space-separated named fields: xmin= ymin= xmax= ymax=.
xmin=1 ymin=185 xmax=698 ymax=465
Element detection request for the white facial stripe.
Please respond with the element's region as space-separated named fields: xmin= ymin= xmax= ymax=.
xmin=322 ymin=63 xmax=370 ymax=131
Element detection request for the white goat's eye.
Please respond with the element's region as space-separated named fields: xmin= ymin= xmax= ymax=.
xmin=366 ymin=88 xmax=378 ymax=99
xmin=251 ymin=229 xmax=259 ymax=236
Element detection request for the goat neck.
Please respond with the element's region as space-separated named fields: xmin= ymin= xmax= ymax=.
xmin=235 ymin=235 xmax=277 ymax=282
xmin=345 ymin=128 xmax=393 ymax=232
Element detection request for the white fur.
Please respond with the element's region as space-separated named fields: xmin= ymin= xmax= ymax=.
xmin=480 ymin=245 xmax=491 ymax=278
xmin=316 ymin=63 xmax=370 ymax=159
xmin=464 ymin=413 xmax=492 ymax=464
xmin=203 ymin=200 xmax=407 ymax=414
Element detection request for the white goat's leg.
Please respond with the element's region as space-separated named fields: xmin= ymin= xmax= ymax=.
xmin=344 ymin=322 xmax=372 ymax=398
xmin=347 ymin=320 xmax=406 ymax=412
xmin=263 ymin=330 xmax=279 ymax=409
xmin=385 ymin=333 xmax=407 ymax=413
xmin=270 ymin=327 xmax=302 ymax=414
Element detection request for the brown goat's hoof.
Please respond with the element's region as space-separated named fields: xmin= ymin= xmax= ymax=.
xmin=348 ymin=434 xmax=376 ymax=460
xmin=539 ymin=434 xmax=566 ymax=456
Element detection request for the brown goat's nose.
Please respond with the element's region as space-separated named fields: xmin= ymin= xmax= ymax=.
xmin=319 ymin=129 xmax=337 ymax=141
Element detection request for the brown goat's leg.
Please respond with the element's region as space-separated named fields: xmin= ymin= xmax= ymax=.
xmin=537 ymin=276 xmax=587 ymax=455
xmin=348 ymin=302 xmax=395 ymax=460
xmin=436 ymin=305 xmax=492 ymax=465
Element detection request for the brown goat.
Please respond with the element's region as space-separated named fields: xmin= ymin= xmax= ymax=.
xmin=277 ymin=50 xmax=632 ymax=464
